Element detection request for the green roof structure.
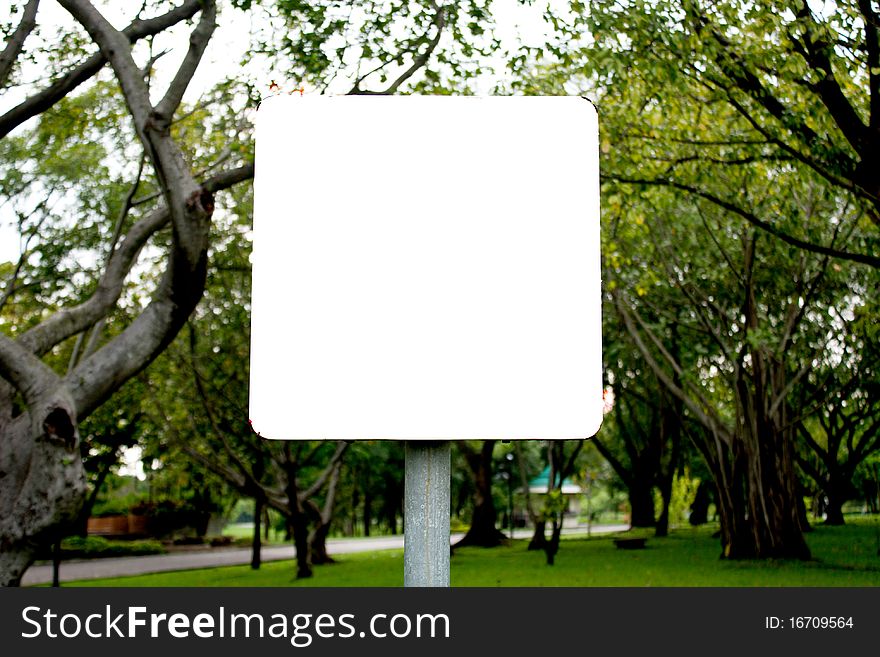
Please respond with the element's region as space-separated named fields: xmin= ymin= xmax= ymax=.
xmin=528 ymin=466 xmax=581 ymax=495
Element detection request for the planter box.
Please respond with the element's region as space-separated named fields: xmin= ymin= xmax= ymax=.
xmin=87 ymin=515 xmax=129 ymax=536
xmin=127 ymin=513 xmax=148 ymax=536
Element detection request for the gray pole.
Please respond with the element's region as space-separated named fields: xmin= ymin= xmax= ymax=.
xmin=404 ymin=441 xmax=450 ymax=587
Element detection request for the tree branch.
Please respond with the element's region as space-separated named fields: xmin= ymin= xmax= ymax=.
xmin=607 ymin=174 xmax=880 ymax=268
xmin=58 ymin=0 xmax=214 ymax=262
xmin=0 ymin=0 xmax=40 ymax=89
xmin=687 ymin=5 xmax=858 ymax=179
xmin=790 ymin=1 xmax=869 ymax=154
xmin=0 ymin=0 xmax=202 ymax=139
xmin=613 ymin=290 xmax=730 ymax=441
xmin=857 ymin=0 xmax=880 ymax=129
xmin=349 ymin=3 xmax=445 ymax=95
xmin=153 ymin=0 xmax=216 ymax=121
xmin=560 ymin=440 xmax=584 ymax=480
xmin=796 ymin=421 xmax=832 ymax=472
xmin=721 ymin=90 xmax=862 ymax=197
xmin=63 ymin=163 xmax=250 ymax=419
xmin=18 ymin=163 xmax=252 ymax=358
xmin=300 ymin=441 xmax=349 ymax=500
xmin=591 ymin=435 xmax=633 ymax=488
xmin=0 ymin=333 xmax=57 ymax=406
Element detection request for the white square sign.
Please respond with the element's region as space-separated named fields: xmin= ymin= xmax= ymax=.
xmin=249 ymin=96 xmax=601 ymax=440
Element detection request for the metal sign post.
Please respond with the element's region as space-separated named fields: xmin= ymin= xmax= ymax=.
xmin=403 ymin=441 xmax=450 ymax=587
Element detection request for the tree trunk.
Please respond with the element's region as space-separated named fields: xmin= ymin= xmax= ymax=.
xmin=742 ymin=438 xmax=810 ymax=559
xmin=512 ymin=442 xmax=545 ymax=550
xmin=736 ymin=352 xmax=811 ymax=560
xmin=363 ymin=486 xmax=372 ymax=537
xmin=699 ymin=442 xmax=752 ymax=559
xmin=689 ymin=481 xmax=711 ymax=526
xmin=545 ymin=518 xmax=562 ymax=565
xmin=628 ymin=482 xmax=656 ymax=528
xmin=283 ymin=466 xmax=312 ymax=579
xmin=291 ymin=512 xmax=312 ymax=578
xmin=251 ymin=496 xmax=263 ymax=570
xmin=309 ymin=521 xmax=332 ymax=565
xmin=716 ymin=469 xmax=751 ymax=559
xmin=0 ymin=403 xmax=87 ymax=587
xmin=307 ymin=460 xmax=342 ymax=565
xmin=655 ymin=384 xmax=682 ymax=538
xmin=77 ymin=456 xmax=115 ymax=536
xmin=543 ymin=441 xmax=579 ymax=565
xmin=733 ymin=243 xmax=810 ymax=561
xmin=52 ymin=540 xmax=61 ymax=588
xmin=655 ymin=483 xmax=671 ymax=537
xmin=823 ymin=493 xmax=846 ymax=526
xmin=454 ymin=441 xmax=506 ymax=548
xmin=528 ymin=519 xmax=547 ymax=551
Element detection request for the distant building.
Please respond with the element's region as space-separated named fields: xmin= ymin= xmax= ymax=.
xmin=527 ymin=466 xmax=583 ymax=517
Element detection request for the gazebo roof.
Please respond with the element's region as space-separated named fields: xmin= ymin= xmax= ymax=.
xmin=527 ymin=466 xmax=581 ymax=495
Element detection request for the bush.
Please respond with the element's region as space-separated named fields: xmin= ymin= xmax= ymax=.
xmin=450 ymin=517 xmax=470 ymax=533
xmin=55 ymin=536 xmax=166 ymax=559
xmin=654 ymin=469 xmax=702 ymax=528
xmin=131 ymin=500 xmax=212 ymax=538
xmin=91 ymin=493 xmax=145 ymax=518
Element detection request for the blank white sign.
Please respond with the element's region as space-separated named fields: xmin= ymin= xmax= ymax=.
xmin=250 ymin=96 xmax=601 ymax=440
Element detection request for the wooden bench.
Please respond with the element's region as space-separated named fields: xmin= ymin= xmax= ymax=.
xmin=614 ymin=537 xmax=648 ymax=550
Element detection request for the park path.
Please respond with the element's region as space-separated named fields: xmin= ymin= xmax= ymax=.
xmin=22 ymin=524 xmax=628 ymax=586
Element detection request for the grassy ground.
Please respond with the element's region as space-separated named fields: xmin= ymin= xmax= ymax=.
xmin=58 ymin=518 xmax=880 ymax=587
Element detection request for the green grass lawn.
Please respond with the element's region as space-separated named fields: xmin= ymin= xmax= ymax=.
xmin=58 ymin=519 xmax=880 ymax=587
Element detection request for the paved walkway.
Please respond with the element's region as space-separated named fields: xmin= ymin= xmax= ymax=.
xmin=22 ymin=524 xmax=628 ymax=586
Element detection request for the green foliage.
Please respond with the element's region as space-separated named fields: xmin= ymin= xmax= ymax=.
xmin=90 ymin=494 xmax=143 ymax=518
xmin=542 ymin=489 xmax=567 ymax=517
xmin=507 ymin=0 xmax=880 ymax=555
xmin=238 ymin=0 xmax=499 ymax=95
xmin=131 ymin=499 xmax=221 ymax=539
xmin=655 ymin=469 xmax=701 ymax=528
xmin=52 ymin=536 xmax=165 ymax=560
xmin=577 ymin=486 xmax=626 ymax=523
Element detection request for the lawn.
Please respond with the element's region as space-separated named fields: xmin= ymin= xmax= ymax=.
xmin=58 ymin=518 xmax=880 ymax=587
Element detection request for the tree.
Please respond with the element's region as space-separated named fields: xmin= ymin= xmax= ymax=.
xmin=1 ymin=0 xmax=498 ymax=586
xmin=510 ymin=0 xmax=880 ymax=560
xmin=0 ymin=0 xmax=240 ymax=586
xmin=597 ymin=320 xmax=684 ymax=535
xmin=76 ymin=389 xmax=143 ymax=535
xmin=145 ymin=314 xmax=350 ymax=579
xmin=794 ymin=301 xmax=880 ymax=524
xmin=569 ymin=0 xmax=880 ymax=269
xmin=512 ymin=440 xmax=544 ymax=547
xmin=453 ymin=440 xmax=507 ymax=548
xmin=541 ymin=439 xmax=584 ymax=565
xmin=605 ymin=178 xmax=865 ymax=559
xmin=338 ymin=441 xmax=404 ymax=537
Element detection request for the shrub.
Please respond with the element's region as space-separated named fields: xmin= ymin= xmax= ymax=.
xmin=57 ymin=536 xmax=166 ymax=559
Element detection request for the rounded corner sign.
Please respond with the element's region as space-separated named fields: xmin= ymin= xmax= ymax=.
xmin=250 ymin=96 xmax=602 ymax=441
